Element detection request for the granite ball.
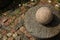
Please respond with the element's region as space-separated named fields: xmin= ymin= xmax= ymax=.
xmin=35 ymin=7 xmax=53 ymax=24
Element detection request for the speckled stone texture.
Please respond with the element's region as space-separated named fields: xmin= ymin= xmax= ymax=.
xmin=24 ymin=4 xmax=60 ymax=38
xmin=35 ymin=7 xmax=53 ymax=24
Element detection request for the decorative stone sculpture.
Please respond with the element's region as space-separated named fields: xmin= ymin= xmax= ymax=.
xmin=24 ymin=4 xmax=60 ymax=38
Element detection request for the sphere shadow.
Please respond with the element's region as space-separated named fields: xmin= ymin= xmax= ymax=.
xmin=44 ymin=14 xmax=60 ymax=28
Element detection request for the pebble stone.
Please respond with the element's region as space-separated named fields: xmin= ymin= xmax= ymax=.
xmin=48 ymin=0 xmax=51 ymax=3
xmin=7 ymin=33 xmax=12 ymax=37
xmin=14 ymin=36 xmax=21 ymax=40
xmin=55 ymin=4 xmax=59 ymax=7
xmin=8 ymin=37 xmax=13 ymax=40
xmin=3 ymin=36 xmax=7 ymax=40
xmin=19 ymin=4 xmax=21 ymax=7
xmin=13 ymin=32 xmax=18 ymax=38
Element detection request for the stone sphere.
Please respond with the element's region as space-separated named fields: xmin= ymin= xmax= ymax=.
xmin=35 ymin=7 xmax=53 ymax=24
